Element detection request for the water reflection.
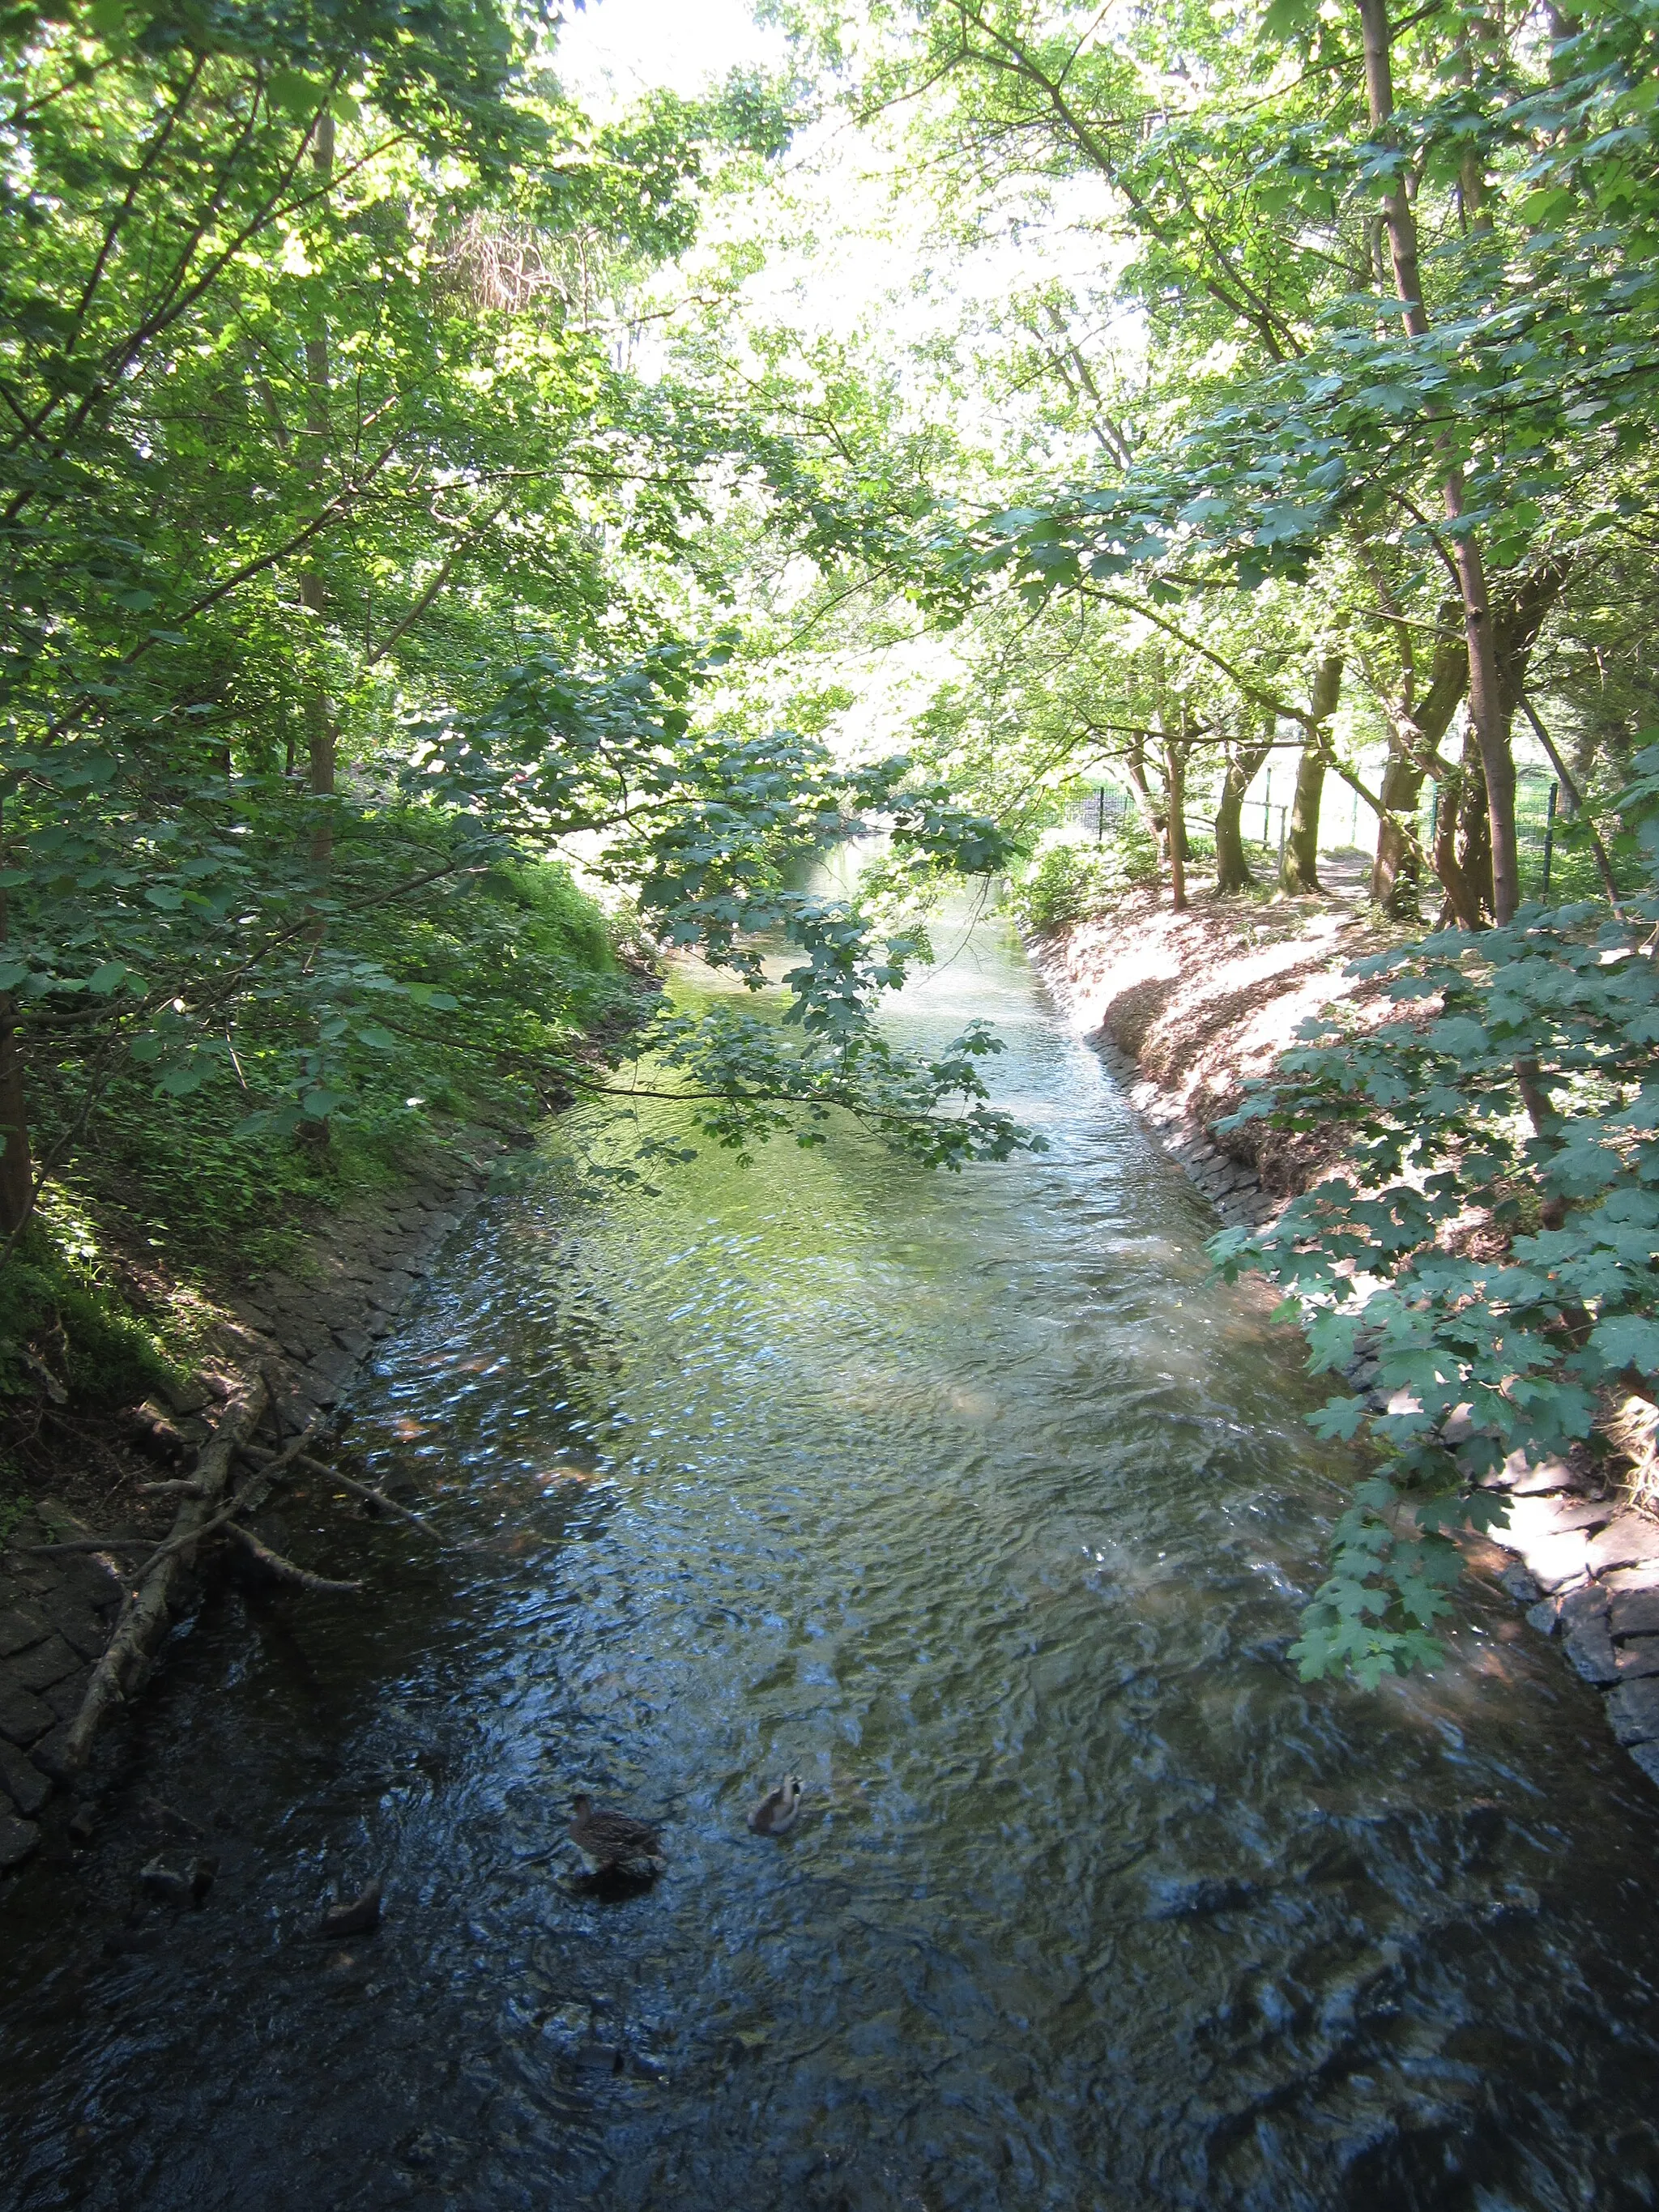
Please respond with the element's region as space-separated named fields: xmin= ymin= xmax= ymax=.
xmin=2 ymin=904 xmax=1659 ymax=2211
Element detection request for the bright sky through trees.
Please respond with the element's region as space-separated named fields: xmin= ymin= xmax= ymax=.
xmin=556 ymin=0 xmax=785 ymax=106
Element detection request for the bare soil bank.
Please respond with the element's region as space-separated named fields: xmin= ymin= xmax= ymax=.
xmin=1026 ymin=881 xmax=1407 ymax=1215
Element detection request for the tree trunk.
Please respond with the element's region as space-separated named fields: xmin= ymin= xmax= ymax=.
xmin=1371 ymin=737 xmax=1425 ymax=912
xmin=1280 ymin=745 xmax=1326 ymax=893
xmin=1165 ymin=736 xmax=1188 ymax=912
xmin=1280 ymin=652 xmax=1342 ymax=894
xmin=1456 ymin=732 xmax=1494 ymax=917
xmin=1215 ymin=722 xmax=1273 ymax=893
xmin=0 ymin=796 xmax=32 ymax=1238
xmin=1355 ymin=0 xmax=1520 ymax=922
xmin=1369 ymin=619 xmax=1467 ymax=910
xmin=1123 ymin=736 xmax=1170 ymax=866
xmin=1431 ymin=751 xmax=1487 ymax=930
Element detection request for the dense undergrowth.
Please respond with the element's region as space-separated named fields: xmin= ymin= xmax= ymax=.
xmin=0 ymin=854 xmax=637 ymax=1515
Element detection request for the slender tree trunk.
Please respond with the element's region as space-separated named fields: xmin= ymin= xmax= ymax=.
xmin=1164 ymin=735 xmax=1188 ymax=912
xmin=1123 ymin=735 xmax=1169 ymax=872
xmin=1215 ymin=722 xmax=1273 ymax=893
xmin=1371 ymin=737 xmax=1426 ymax=911
xmin=1355 ymin=0 xmax=1520 ymax=923
xmin=0 ymin=799 xmax=32 ymax=1238
xmin=1366 ymin=613 xmax=1468 ymax=911
xmin=1280 ymin=653 xmax=1342 ymax=894
xmin=1456 ymin=732 xmax=1494 ymax=916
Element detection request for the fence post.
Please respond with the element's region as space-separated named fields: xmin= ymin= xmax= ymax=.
xmin=1277 ymin=805 xmax=1287 ymax=875
xmin=1542 ymin=779 xmax=1558 ymax=900
xmin=1262 ymin=767 xmax=1271 ymax=845
xmin=1098 ymin=787 xmax=1106 ymax=845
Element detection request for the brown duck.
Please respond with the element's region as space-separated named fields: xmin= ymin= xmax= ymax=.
xmin=569 ymin=1794 xmax=667 ymax=1874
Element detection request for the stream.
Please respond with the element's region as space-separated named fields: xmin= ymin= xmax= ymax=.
xmin=2 ymin=900 xmax=1658 ymax=2211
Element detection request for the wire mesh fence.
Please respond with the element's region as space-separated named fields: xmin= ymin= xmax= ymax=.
xmin=1071 ymin=763 xmax=1590 ymax=899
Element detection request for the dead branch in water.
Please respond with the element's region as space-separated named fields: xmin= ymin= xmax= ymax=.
xmin=238 ymin=1439 xmax=442 ymax=1541
xmin=222 ymin=1521 xmax=362 ymax=1594
xmin=61 ymin=1374 xmax=270 ymax=1773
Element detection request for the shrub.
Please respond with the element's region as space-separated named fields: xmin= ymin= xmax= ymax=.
xmin=1212 ymin=747 xmax=1659 ymax=1686
xmin=1012 ymin=816 xmax=1160 ymax=930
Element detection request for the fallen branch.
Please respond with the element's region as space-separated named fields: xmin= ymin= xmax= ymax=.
xmin=62 ymin=1372 xmax=269 ymax=1774
xmin=222 ymin=1522 xmax=362 ymax=1594
xmin=239 ymin=1441 xmax=441 ymax=1541
xmin=228 ymin=1409 xmax=328 ymax=1517
xmin=137 ymin=1479 xmax=207 ymax=1499
xmin=22 ymin=1536 xmax=153 ymax=1555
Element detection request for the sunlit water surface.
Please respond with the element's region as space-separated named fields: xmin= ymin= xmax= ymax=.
xmin=3 ymin=901 xmax=1658 ymax=2212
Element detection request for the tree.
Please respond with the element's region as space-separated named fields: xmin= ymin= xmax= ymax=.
xmin=0 ymin=0 xmax=1038 ymax=1240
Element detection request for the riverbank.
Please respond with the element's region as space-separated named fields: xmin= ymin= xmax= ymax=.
xmin=1027 ymin=882 xmax=1659 ymax=1793
xmin=0 ymin=1123 xmax=519 ymax=1873
xmin=1023 ymin=877 xmax=1408 ymax=1221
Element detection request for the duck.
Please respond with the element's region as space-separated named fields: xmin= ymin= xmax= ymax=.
xmin=569 ymin=1793 xmax=667 ymax=1875
xmin=746 ymin=1775 xmax=804 ymax=1836
xmin=318 ymin=1878 xmax=383 ymax=1939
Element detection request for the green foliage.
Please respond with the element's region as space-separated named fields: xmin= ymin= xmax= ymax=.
xmin=0 ymin=1219 xmax=180 ymax=1409
xmin=0 ymin=0 xmax=1046 ymax=1253
xmin=1011 ymin=818 xmax=1160 ymax=931
xmin=1211 ymin=748 xmax=1659 ymax=1686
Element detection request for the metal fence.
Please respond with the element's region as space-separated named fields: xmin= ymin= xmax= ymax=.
xmin=1073 ymin=764 xmax=1578 ymax=895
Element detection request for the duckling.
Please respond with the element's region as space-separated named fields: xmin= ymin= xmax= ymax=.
xmin=569 ymin=1794 xmax=666 ymax=1875
xmin=746 ymin=1775 xmax=804 ymax=1836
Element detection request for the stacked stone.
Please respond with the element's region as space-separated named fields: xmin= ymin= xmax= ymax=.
xmin=0 ymin=1534 xmax=124 ymax=1868
xmin=1088 ymin=1034 xmax=1277 ymax=1230
xmin=1491 ymin=1471 xmax=1659 ymax=1788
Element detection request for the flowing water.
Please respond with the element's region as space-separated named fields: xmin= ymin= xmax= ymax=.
xmin=3 ymin=901 xmax=1659 ymax=2212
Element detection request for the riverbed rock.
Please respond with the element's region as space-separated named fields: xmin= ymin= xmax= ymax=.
xmin=1564 ymin=1614 xmax=1620 ymax=1686
xmin=1610 ymin=1589 xmax=1659 ymax=1641
xmin=1589 ymin=1515 xmax=1659 ymax=1575
xmin=1145 ymin=1874 xmax=1258 ymax=1920
xmin=0 ymin=1809 xmax=40 ymax=1870
xmin=1606 ymin=1679 xmax=1659 ymax=1747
